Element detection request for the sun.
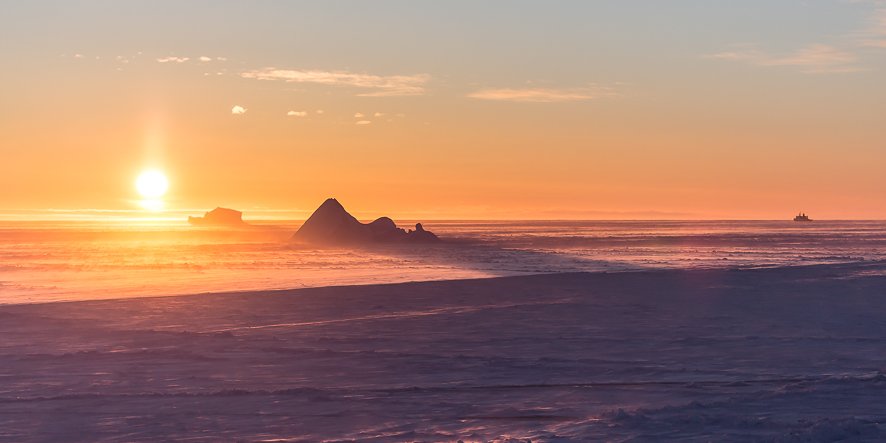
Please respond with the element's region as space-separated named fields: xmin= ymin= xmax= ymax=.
xmin=135 ymin=170 xmax=169 ymax=199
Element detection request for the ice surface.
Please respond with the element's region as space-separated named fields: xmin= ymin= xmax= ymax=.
xmin=1 ymin=262 xmax=885 ymax=441
xmin=2 ymin=220 xmax=885 ymax=304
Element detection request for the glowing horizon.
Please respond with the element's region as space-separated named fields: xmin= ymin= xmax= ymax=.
xmin=2 ymin=1 xmax=886 ymax=220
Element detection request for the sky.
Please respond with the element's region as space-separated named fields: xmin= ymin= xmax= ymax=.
xmin=1 ymin=0 xmax=885 ymax=220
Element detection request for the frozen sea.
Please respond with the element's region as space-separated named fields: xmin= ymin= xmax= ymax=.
xmin=1 ymin=264 xmax=885 ymax=442
xmin=1 ymin=219 xmax=884 ymax=303
xmin=0 ymin=220 xmax=885 ymax=441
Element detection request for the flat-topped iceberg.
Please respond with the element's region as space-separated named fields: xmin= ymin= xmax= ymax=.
xmin=188 ymin=207 xmax=248 ymax=227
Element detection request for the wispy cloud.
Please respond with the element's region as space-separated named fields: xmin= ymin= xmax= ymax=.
xmin=858 ymin=6 xmax=886 ymax=47
xmin=241 ymin=68 xmax=430 ymax=96
xmin=355 ymin=120 xmax=372 ymax=125
xmin=467 ymin=86 xmax=617 ymax=103
xmin=199 ymin=56 xmax=212 ymax=62
xmin=231 ymin=105 xmax=247 ymax=115
xmin=156 ymin=56 xmax=189 ymax=63
xmin=708 ymin=44 xmax=862 ymax=73
xmin=287 ymin=110 xmax=307 ymax=117
xmin=710 ymin=3 xmax=886 ymax=75
xmin=353 ymin=112 xmax=365 ymax=118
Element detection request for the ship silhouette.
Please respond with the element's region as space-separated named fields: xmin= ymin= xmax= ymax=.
xmin=793 ymin=212 xmax=812 ymax=222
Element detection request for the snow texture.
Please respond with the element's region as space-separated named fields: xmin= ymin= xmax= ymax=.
xmin=1 ymin=261 xmax=885 ymax=441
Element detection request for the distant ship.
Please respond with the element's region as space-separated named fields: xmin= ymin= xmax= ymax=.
xmin=793 ymin=212 xmax=812 ymax=222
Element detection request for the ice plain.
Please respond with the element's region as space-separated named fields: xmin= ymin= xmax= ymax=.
xmin=1 ymin=261 xmax=885 ymax=441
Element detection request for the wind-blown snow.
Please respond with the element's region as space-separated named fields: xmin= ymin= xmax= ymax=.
xmin=2 ymin=220 xmax=885 ymax=303
xmin=1 ymin=262 xmax=885 ymax=441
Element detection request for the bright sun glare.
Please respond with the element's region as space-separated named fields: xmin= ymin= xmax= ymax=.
xmin=136 ymin=170 xmax=169 ymax=199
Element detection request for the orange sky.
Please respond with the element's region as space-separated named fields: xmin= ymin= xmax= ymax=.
xmin=2 ymin=2 xmax=885 ymax=220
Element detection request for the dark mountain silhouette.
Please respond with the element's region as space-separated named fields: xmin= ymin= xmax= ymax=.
xmin=292 ymin=198 xmax=439 ymax=245
xmin=188 ymin=207 xmax=248 ymax=227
